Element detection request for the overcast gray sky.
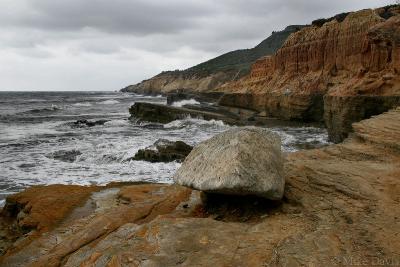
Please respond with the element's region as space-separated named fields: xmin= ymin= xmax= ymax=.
xmin=0 ymin=0 xmax=394 ymax=91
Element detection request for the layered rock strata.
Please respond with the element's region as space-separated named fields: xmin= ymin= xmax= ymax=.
xmin=121 ymin=26 xmax=303 ymax=95
xmin=122 ymin=71 xmax=232 ymax=95
xmin=217 ymin=7 xmax=400 ymax=141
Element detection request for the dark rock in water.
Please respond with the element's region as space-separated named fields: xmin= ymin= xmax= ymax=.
xmin=71 ymin=119 xmax=110 ymax=128
xmin=129 ymin=139 xmax=192 ymax=163
xmin=324 ymin=95 xmax=400 ymax=143
xmin=139 ymin=123 xmax=164 ymax=130
xmin=218 ymin=92 xmax=325 ymax=122
xmin=47 ymin=150 xmax=82 ymax=163
xmin=129 ymin=102 xmax=240 ymax=124
xmin=18 ymin=163 xmax=36 ymax=169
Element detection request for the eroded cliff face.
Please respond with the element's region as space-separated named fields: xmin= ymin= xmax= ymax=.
xmin=218 ymin=7 xmax=400 ymax=141
xmin=122 ymin=71 xmax=233 ymax=94
xmin=121 ymin=26 xmax=303 ymax=95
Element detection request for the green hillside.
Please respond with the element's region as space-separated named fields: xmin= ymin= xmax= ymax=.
xmin=184 ymin=25 xmax=305 ymax=78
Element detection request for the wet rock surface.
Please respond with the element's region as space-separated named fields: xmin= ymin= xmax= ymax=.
xmin=174 ymin=128 xmax=285 ymax=200
xmin=0 ymin=185 xmax=97 ymax=255
xmin=130 ymin=139 xmax=193 ymax=163
xmin=70 ymin=119 xmax=110 ymax=128
xmin=129 ymin=102 xmax=242 ymax=124
xmin=46 ymin=149 xmax=82 ymax=163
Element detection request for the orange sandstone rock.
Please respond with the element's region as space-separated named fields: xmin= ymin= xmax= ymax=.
xmin=218 ymin=8 xmax=400 ymax=141
xmin=2 ymin=184 xmax=97 ymax=233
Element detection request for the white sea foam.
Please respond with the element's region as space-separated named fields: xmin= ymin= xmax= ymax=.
xmin=104 ymin=119 xmax=129 ymax=127
xmin=171 ymin=99 xmax=200 ymax=107
xmin=0 ymin=91 xmax=331 ymax=205
xmin=271 ymin=130 xmax=298 ymax=152
xmin=50 ymin=104 xmax=63 ymax=110
xmin=164 ymin=118 xmax=226 ymax=129
xmin=99 ymin=99 xmax=120 ymax=105
xmin=73 ymin=102 xmax=92 ymax=107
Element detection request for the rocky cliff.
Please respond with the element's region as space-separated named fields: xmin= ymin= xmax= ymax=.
xmin=121 ymin=26 xmax=304 ymax=94
xmin=1 ymin=108 xmax=400 ymax=266
xmin=121 ymin=70 xmax=233 ymax=95
xmin=218 ymin=6 xmax=400 ymax=142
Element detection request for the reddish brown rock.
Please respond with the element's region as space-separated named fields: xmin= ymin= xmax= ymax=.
xmin=0 ymin=184 xmax=196 ymax=267
xmin=1 ymin=185 xmax=97 ymax=234
xmin=218 ymin=7 xmax=400 ymax=141
xmin=124 ymin=71 xmax=233 ymax=95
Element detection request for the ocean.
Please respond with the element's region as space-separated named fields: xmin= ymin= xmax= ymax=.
xmin=0 ymin=91 xmax=330 ymax=205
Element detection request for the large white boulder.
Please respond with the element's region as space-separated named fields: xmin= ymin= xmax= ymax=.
xmin=173 ymin=128 xmax=284 ymax=200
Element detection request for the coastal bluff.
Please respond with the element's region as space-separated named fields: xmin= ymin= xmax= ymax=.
xmin=121 ymin=25 xmax=303 ymax=95
xmin=1 ymin=107 xmax=400 ymax=266
xmin=122 ymin=5 xmax=400 ymax=143
xmin=217 ymin=6 xmax=400 ymax=142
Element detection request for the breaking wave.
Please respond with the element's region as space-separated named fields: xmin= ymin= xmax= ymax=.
xmin=171 ymin=99 xmax=200 ymax=107
xmin=99 ymin=99 xmax=120 ymax=105
xmin=73 ymin=102 xmax=92 ymax=107
xmin=164 ymin=118 xmax=226 ymax=129
xmin=21 ymin=104 xmax=63 ymax=114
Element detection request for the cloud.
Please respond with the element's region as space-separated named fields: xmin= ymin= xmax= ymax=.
xmin=0 ymin=0 xmax=216 ymax=35
xmin=0 ymin=0 xmax=395 ymax=91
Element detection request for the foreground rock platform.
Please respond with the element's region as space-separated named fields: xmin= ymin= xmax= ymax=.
xmin=1 ymin=108 xmax=400 ymax=266
xmin=174 ymin=128 xmax=285 ymax=200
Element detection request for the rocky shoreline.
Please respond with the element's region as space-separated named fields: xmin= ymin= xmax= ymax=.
xmin=1 ymin=108 xmax=399 ymax=266
xmin=124 ymin=6 xmax=400 ymax=143
xmin=1 ymin=4 xmax=399 ymax=267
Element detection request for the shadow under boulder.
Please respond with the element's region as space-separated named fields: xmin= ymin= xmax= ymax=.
xmin=199 ymin=193 xmax=286 ymax=223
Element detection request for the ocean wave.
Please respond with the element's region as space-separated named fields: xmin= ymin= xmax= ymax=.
xmin=171 ymin=99 xmax=200 ymax=107
xmin=73 ymin=102 xmax=92 ymax=107
xmin=76 ymin=152 xmax=122 ymax=164
xmin=21 ymin=104 xmax=63 ymax=114
xmin=270 ymin=130 xmax=297 ymax=152
xmin=164 ymin=117 xmax=226 ymax=129
xmin=270 ymin=126 xmax=331 ymax=152
xmin=98 ymin=99 xmax=120 ymax=105
xmin=104 ymin=119 xmax=129 ymax=127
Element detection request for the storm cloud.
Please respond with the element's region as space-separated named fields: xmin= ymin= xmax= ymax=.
xmin=0 ymin=0 xmax=394 ymax=91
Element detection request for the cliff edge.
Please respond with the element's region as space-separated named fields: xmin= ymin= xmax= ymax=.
xmin=121 ymin=26 xmax=304 ymax=94
xmin=218 ymin=6 xmax=400 ymax=142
